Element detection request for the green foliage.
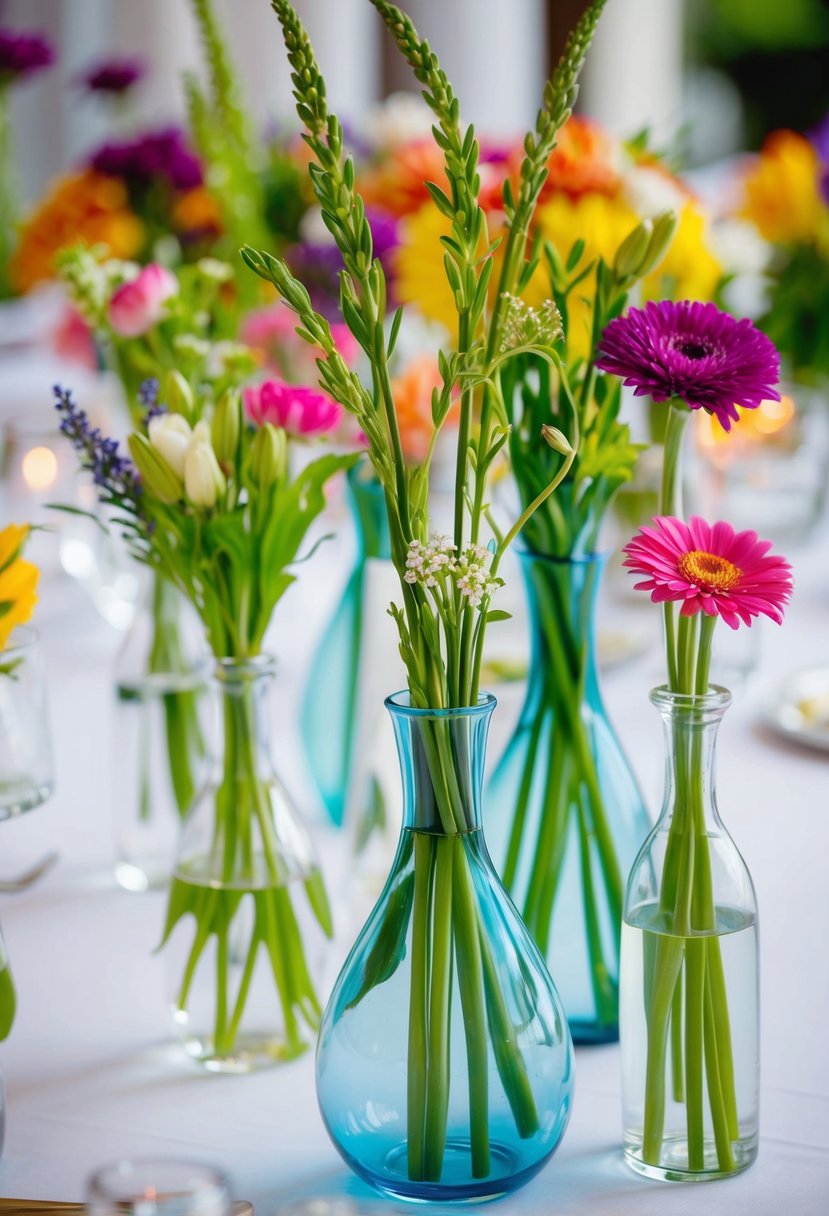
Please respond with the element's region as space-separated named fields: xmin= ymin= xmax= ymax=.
xmin=186 ymin=0 xmax=271 ymax=288
xmin=759 ymin=244 xmax=829 ymax=382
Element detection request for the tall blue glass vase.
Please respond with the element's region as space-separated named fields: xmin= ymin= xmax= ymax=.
xmin=301 ymin=464 xmax=390 ymax=826
xmin=317 ymin=692 xmax=574 ymax=1204
xmin=487 ymin=550 xmax=651 ymax=1044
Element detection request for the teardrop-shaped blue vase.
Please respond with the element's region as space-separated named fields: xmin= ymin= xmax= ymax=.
xmin=316 ymin=692 xmax=574 ymax=1203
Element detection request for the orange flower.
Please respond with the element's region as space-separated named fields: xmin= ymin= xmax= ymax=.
xmin=11 ymin=170 xmax=143 ymax=293
xmin=359 ymin=141 xmax=450 ymax=218
xmin=741 ymin=131 xmax=826 ymax=246
xmin=171 ymin=186 xmax=223 ymax=238
xmin=509 ymin=114 xmax=620 ymax=205
xmin=391 ymin=354 xmax=457 ymax=463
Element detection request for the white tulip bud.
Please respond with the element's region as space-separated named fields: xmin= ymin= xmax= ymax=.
xmin=184 ymin=434 xmax=226 ymax=509
xmin=149 ymin=413 xmax=192 ymax=478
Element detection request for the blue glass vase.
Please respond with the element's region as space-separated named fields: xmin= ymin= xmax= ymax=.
xmin=487 ymin=550 xmax=651 ymax=1044
xmin=317 ymin=692 xmax=574 ymax=1204
xmin=301 ymin=464 xmax=390 ymax=825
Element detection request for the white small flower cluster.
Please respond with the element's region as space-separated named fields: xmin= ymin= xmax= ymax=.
xmin=499 ymin=294 xmax=563 ymax=353
xmin=404 ymin=537 xmax=501 ymax=608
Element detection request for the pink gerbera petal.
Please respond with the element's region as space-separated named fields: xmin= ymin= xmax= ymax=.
xmin=622 ymin=515 xmax=793 ymax=627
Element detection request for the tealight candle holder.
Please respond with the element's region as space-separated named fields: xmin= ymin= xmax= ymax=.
xmin=86 ymin=1158 xmax=231 ymax=1216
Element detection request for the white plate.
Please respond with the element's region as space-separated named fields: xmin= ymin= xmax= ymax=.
xmin=760 ymin=663 xmax=829 ymax=754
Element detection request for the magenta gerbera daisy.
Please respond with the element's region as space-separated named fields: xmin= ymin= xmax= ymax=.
xmin=623 ymin=515 xmax=792 ymax=629
xmin=595 ymin=300 xmax=781 ymax=432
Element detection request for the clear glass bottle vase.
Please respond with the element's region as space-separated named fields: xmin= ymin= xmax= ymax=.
xmin=487 ymin=551 xmax=650 ymax=1042
xmin=113 ymin=574 xmax=209 ymax=892
xmin=621 ymin=686 xmax=759 ymax=1181
xmin=317 ymin=692 xmax=574 ymax=1204
xmin=161 ymin=656 xmax=333 ymax=1072
xmin=300 ymin=464 xmax=391 ymax=826
xmin=0 ymin=626 xmax=54 ymax=819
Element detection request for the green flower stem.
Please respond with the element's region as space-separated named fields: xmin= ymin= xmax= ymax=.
xmin=403 ymin=715 xmax=539 ymax=1182
xmin=660 ymin=402 xmax=690 ymax=692
xmin=452 ymin=836 xmax=491 ymax=1178
xmin=407 ymin=832 xmax=431 ymax=1180
xmin=641 ymin=615 xmax=740 ymax=1172
xmin=165 ymin=669 xmax=327 ymax=1063
xmin=504 ymin=561 xmax=623 ymax=1027
xmin=424 ymin=839 xmax=454 ymax=1180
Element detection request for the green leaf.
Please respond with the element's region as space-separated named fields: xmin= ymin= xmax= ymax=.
xmin=344 ymin=869 xmax=414 ymax=1009
xmin=0 ymin=963 xmax=15 ymax=1040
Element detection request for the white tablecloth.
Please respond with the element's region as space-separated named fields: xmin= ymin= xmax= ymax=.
xmin=0 ymin=501 xmax=828 ymax=1215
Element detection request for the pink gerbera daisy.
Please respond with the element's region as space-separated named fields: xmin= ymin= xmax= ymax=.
xmin=595 ymin=300 xmax=781 ymax=432
xmin=623 ymin=515 xmax=792 ymax=629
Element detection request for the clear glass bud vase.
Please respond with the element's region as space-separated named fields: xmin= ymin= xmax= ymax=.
xmin=161 ymin=656 xmax=333 ymax=1072
xmin=487 ymin=551 xmax=651 ymax=1042
xmin=316 ymin=693 xmax=574 ymax=1204
xmin=301 ymin=464 xmax=391 ymax=826
xmin=113 ymin=575 xmax=209 ymax=891
xmin=621 ymin=686 xmax=759 ymax=1181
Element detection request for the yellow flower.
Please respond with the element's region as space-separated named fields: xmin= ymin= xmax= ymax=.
xmin=10 ymin=170 xmax=144 ymax=294
xmin=642 ymin=201 xmax=723 ymax=304
xmin=531 ymin=193 xmax=639 ymax=357
xmin=0 ymin=525 xmax=39 ymax=653
xmin=392 ymin=203 xmax=461 ymax=334
xmin=741 ymin=131 xmax=825 ymax=246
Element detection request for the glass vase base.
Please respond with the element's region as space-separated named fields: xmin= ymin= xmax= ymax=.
xmin=624 ymin=1134 xmax=758 ymax=1183
xmin=345 ymin=1139 xmax=554 ymax=1205
xmin=0 ymin=779 xmax=53 ymax=821
xmin=178 ymin=1027 xmax=311 ymax=1074
xmin=570 ymin=1019 xmax=619 ymax=1047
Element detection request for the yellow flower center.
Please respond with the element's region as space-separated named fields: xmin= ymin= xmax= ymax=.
xmin=678 ymin=549 xmax=741 ymax=592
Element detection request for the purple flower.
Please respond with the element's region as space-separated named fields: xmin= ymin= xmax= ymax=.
xmin=285 ymin=242 xmax=344 ymax=321
xmin=595 ymin=300 xmax=781 ymax=433
xmin=366 ymin=207 xmax=400 ymax=262
xmin=0 ymin=29 xmax=54 ymax=83
xmin=90 ymin=127 xmax=202 ymax=192
xmin=79 ymin=56 xmax=144 ymax=95
xmin=53 ymin=384 xmax=141 ymax=500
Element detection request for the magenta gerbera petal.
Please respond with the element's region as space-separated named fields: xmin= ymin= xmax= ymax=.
xmin=622 ymin=515 xmax=792 ymax=629
xmin=595 ymin=300 xmax=781 ymax=433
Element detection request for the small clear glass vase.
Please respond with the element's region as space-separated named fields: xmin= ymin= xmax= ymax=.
xmin=621 ymin=686 xmax=759 ymax=1182
xmin=317 ymin=692 xmax=574 ymax=1204
xmin=487 ymin=551 xmax=650 ymax=1043
xmin=0 ymin=626 xmax=54 ymax=819
xmin=161 ymin=655 xmax=333 ymax=1072
xmin=0 ymin=919 xmax=13 ymax=1160
xmin=300 ymin=464 xmax=391 ymax=826
xmin=113 ymin=575 xmax=209 ymax=892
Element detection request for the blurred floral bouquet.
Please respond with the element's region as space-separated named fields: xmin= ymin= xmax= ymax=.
xmin=740 ymin=120 xmax=829 ymax=385
xmin=0 ymin=522 xmax=41 ymax=1040
xmin=55 ymin=341 xmax=356 ymax=1063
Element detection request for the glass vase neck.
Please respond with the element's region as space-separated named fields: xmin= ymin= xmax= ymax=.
xmin=650 ymin=684 xmax=732 ymax=831
xmin=517 ymin=549 xmax=606 ymax=691
xmin=347 ymin=464 xmax=391 ymax=561
xmin=385 ymin=692 xmax=495 ymax=835
xmin=214 ymin=654 xmax=276 ymax=689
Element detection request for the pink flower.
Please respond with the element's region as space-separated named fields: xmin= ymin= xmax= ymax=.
xmin=108 ymin=264 xmax=178 ymax=337
xmin=243 ymin=379 xmax=342 ymax=436
xmin=623 ymin=515 xmax=793 ymax=629
xmin=241 ymin=303 xmax=359 ymax=369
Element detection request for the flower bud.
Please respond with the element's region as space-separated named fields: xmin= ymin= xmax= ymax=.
xmin=164 ymin=369 xmax=195 ymax=421
xmin=639 ymin=211 xmax=678 ymax=278
xmin=148 ymin=412 xmax=192 ymax=478
xmin=108 ymin=263 xmax=178 ymax=337
xmin=541 ymin=423 xmax=574 ymax=456
xmin=249 ymin=422 xmax=287 ymax=490
xmin=128 ymin=432 xmax=184 ymax=504
xmin=614 ymin=220 xmax=653 ymax=281
xmin=184 ymin=435 xmax=226 ymax=509
xmin=211 ymin=389 xmax=242 ymax=466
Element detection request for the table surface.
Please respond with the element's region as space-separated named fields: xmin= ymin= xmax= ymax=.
xmin=0 ymin=456 xmax=827 ymax=1215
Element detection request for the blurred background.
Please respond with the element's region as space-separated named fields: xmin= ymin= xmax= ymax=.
xmin=4 ymin=0 xmax=829 ymax=206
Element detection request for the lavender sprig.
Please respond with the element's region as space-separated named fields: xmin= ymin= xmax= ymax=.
xmin=53 ymin=384 xmax=142 ymax=500
xmin=138 ymin=377 xmax=166 ymax=426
